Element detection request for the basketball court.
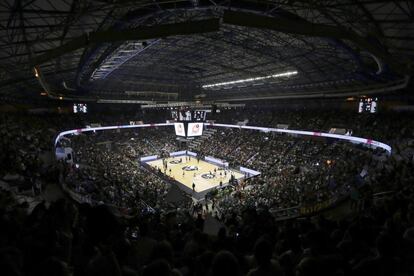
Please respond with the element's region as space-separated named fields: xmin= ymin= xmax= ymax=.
xmin=146 ymin=155 xmax=244 ymax=198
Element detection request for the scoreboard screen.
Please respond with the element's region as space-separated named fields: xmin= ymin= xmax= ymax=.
xmin=171 ymin=110 xmax=178 ymax=120
xmin=73 ymin=103 xmax=87 ymax=113
xmin=172 ymin=108 xmax=207 ymax=122
xmin=179 ymin=109 xmax=192 ymax=121
xmin=172 ymin=108 xmax=207 ymax=137
xmin=358 ymin=97 xmax=377 ymax=113
xmin=187 ymin=122 xmax=203 ymax=137
xmin=193 ymin=110 xmax=206 ymax=121
xmin=174 ymin=123 xmax=185 ymax=136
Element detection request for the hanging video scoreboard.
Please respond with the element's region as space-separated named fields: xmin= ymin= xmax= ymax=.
xmin=358 ymin=97 xmax=378 ymax=113
xmin=174 ymin=122 xmax=186 ymax=137
xmin=171 ymin=109 xmax=206 ymax=122
xmin=172 ymin=108 xmax=206 ymax=137
xmin=187 ymin=122 xmax=203 ymax=136
xmin=73 ymin=103 xmax=87 ymax=113
xmin=193 ymin=110 xmax=207 ymax=121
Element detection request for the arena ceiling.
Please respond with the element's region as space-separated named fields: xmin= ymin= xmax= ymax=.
xmin=0 ymin=0 xmax=413 ymax=103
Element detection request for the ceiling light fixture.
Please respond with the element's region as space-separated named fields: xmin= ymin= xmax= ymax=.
xmin=202 ymin=70 xmax=298 ymax=89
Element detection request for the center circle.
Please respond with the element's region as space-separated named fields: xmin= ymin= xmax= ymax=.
xmin=182 ymin=165 xmax=198 ymax=171
xmin=201 ymin=173 xmax=215 ymax=179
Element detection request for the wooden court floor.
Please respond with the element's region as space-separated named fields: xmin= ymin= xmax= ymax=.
xmin=146 ymin=156 xmax=244 ymax=193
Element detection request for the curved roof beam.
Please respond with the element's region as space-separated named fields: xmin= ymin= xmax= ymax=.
xmin=222 ymin=10 xmax=412 ymax=75
xmin=31 ymin=18 xmax=220 ymax=66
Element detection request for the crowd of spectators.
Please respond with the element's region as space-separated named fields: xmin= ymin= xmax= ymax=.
xmin=59 ymin=111 xmax=388 ymax=218
xmin=1 ymin=168 xmax=414 ymax=275
xmin=64 ymin=128 xmax=186 ymax=213
xmin=0 ymin=107 xmax=414 ymax=275
xmin=193 ymin=111 xmax=393 ymax=218
xmin=0 ymin=113 xmax=75 ymax=194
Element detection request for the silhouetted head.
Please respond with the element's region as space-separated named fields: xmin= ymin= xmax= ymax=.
xmin=254 ymin=237 xmax=273 ymax=266
xmin=296 ymin=257 xmax=321 ymax=276
xmin=211 ymin=250 xmax=240 ymax=276
xmin=33 ymin=257 xmax=71 ymax=276
xmin=142 ymin=259 xmax=171 ymax=276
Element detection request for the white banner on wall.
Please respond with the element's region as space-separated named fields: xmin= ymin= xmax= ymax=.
xmin=186 ymin=151 xmax=198 ymax=157
xmin=140 ymin=155 xmax=158 ymax=162
xmin=240 ymin=166 xmax=261 ymax=176
xmin=170 ymin=151 xmax=187 ymax=157
xmin=55 ymin=147 xmax=73 ymax=164
xmin=205 ymin=156 xmax=229 ymax=167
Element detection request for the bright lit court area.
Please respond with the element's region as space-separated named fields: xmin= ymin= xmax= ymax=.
xmin=146 ymin=155 xmax=244 ymax=195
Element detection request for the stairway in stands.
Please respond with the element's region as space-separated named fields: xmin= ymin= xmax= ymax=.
xmin=188 ymin=128 xmax=217 ymax=150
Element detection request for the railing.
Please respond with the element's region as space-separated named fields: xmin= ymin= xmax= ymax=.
xmin=206 ymin=123 xmax=392 ymax=154
xmin=270 ymin=189 xmax=396 ymax=220
xmin=54 ymin=122 xmax=392 ymax=154
xmin=299 ymin=197 xmax=337 ymax=216
xmin=270 ymin=205 xmax=301 ymax=220
xmin=372 ymin=190 xmax=394 ymax=204
xmin=60 ymin=182 xmax=94 ymax=205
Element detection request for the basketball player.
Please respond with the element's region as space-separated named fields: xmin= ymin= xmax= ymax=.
xmin=192 ymin=182 xmax=196 ymax=192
